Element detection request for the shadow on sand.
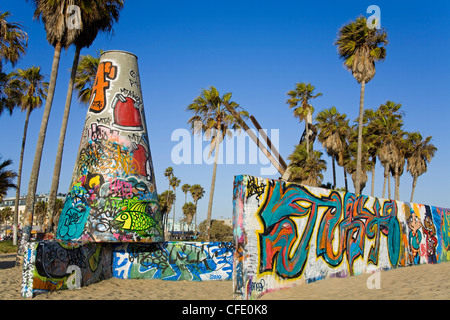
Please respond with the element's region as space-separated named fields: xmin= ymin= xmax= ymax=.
xmin=0 ymin=255 xmax=18 ymax=270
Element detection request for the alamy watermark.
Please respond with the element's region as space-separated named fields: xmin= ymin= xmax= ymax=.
xmin=366 ymin=5 xmax=381 ymax=30
xmin=67 ymin=5 xmax=82 ymax=30
xmin=170 ymin=121 xmax=280 ymax=176
xmin=366 ymin=266 xmax=381 ymax=290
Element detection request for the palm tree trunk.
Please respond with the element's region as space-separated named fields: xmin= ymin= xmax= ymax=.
xmin=171 ymin=189 xmax=176 ymax=240
xmin=13 ymin=106 xmax=32 ymax=246
xmin=395 ymin=174 xmax=400 ymax=201
xmin=206 ymin=129 xmax=221 ymax=240
xmin=388 ymin=172 xmax=391 ymax=199
xmin=382 ymin=165 xmax=388 ymax=198
xmin=395 ymin=165 xmax=400 ymax=201
xmin=355 ymin=81 xmax=366 ymax=195
xmin=19 ymin=41 xmax=62 ymax=254
xmin=343 ymin=168 xmax=348 ymax=192
xmin=332 ymin=154 xmax=336 ymax=189
xmin=46 ymin=45 xmax=81 ymax=234
xmin=305 ymin=122 xmax=310 ymax=157
xmin=371 ymin=159 xmax=376 ymax=197
xmin=410 ymin=176 xmax=417 ymax=202
xmin=194 ymin=199 xmax=198 ymax=234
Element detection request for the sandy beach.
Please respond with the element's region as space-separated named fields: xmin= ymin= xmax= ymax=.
xmin=1 ymin=253 xmax=450 ymax=301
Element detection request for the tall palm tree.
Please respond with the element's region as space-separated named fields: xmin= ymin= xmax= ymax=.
xmin=344 ymin=124 xmax=374 ymax=194
xmin=334 ymin=114 xmax=352 ymax=192
xmin=74 ymin=50 xmax=102 ymax=105
xmin=158 ymin=190 xmax=175 ymax=233
xmin=180 ymin=183 xmax=190 ymax=233
xmin=189 ymin=184 xmax=204 ymax=234
xmin=182 ymin=202 xmax=196 ymax=232
xmin=0 ymin=11 xmax=28 ymax=72
xmin=316 ymin=106 xmax=347 ymax=189
xmin=46 ymin=1 xmax=124 ymax=234
xmin=287 ymin=143 xmax=327 ymax=187
xmin=0 ymin=72 xmax=22 ymax=116
xmin=373 ymin=101 xmax=404 ymax=199
xmin=181 ymin=183 xmax=191 ymax=204
xmin=164 ymin=167 xmax=174 ymax=188
xmin=0 ymin=11 xmax=28 ymax=116
xmin=187 ymin=86 xmax=248 ymax=240
xmin=392 ymin=133 xmax=408 ymax=201
xmin=362 ymin=108 xmax=383 ymax=197
xmin=286 ymin=82 xmax=322 ymax=156
xmin=11 ymin=66 xmax=48 ymax=245
xmin=170 ymin=176 xmax=180 ymax=239
xmin=0 ymin=157 xmax=16 ymax=201
xmin=22 ymin=0 xmax=81 ymax=244
xmin=406 ymin=132 xmax=437 ymax=202
xmin=335 ymin=16 xmax=388 ymax=195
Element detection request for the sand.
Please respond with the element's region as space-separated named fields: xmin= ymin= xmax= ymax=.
xmin=1 ymin=253 xmax=450 ymax=300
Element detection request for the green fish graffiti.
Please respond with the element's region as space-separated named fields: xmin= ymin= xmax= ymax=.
xmin=113 ymin=200 xmax=162 ymax=237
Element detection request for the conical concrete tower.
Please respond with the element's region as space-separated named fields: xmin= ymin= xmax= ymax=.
xmin=56 ymin=50 xmax=163 ymax=243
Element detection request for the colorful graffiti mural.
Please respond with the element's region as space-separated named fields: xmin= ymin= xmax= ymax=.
xmin=21 ymin=241 xmax=233 ymax=298
xmin=56 ymin=50 xmax=163 ymax=243
xmin=232 ymin=175 xmax=450 ymax=300
xmin=113 ymin=242 xmax=234 ymax=281
xmin=21 ymin=241 xmax=113 ymax=298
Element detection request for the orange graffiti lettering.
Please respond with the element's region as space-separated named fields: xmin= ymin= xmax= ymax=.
xmin=89 ymin=61 xmax=117 ymax=113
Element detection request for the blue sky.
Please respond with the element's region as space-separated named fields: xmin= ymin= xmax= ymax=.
xmin=1 ymin=0 xmax=449 ymax=223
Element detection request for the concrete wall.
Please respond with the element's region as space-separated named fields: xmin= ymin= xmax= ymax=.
xmin=21 ymin=241 xmax=233 ymax=298
xmin=113 ymin=242 xmax=233 ymax=281
xmin=232 ymin=175 xmax=450 ymax=300
xmin=21 ymin=241 xmax=113 ymax=298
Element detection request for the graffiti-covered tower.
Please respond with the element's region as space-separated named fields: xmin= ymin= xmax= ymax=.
xmin=56 ymin=50 xmax=164 ymax=243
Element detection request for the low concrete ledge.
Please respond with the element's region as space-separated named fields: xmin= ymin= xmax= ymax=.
xmin=21 ymin=240 xmax=234 ymax=298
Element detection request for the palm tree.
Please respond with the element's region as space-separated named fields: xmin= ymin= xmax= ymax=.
xmin=182 ymin=202 xmax=196 ymax=232
xmin=335 ymin=16 xmax=388 ymax=195
xmin=22 ymin=0 xmax=80 ymax=244
xmin=362 ymin=108 xmax=383 ymax=197
xmin=344 ymin=124 xmax=373 ymax=194
xmin=0 ymin=11 xmax=28 ymax=72
xmin=170 ymin=176 xmax=180 ymax=239
xmin=74 ymin=51 xmax=102 ymax=105
xmin=164 ymin=167 xmax=174 ymax=189
xmin=181 ymin=183 xmax=191 ymax=203
xmin=0 ymin=157 xmax=16 ymax=201
xmin=287 ymin=143 xmax=327 ymax=187
xmin=316 ymin=106 xmax=347 ymax=189
xmin=392 ymin=133 xmax=408 ymax=201
xmin=406 ymin=132 xmax=437 ymax=202
xmin=0 ymin=72 xmax=22 ymax=117
xmin=0 ymin=11 xmax=28 ymax=116
xmin=158 ymin=190 xmax=175 ymax=234
xmin=11 ymin=66 xmax=48 ymax=245
xmin=46 ymin=1 xmax=124 ymax=234
xmin=187 ymin=86 xmax=248 ymax=240
xmin=189 ymin=184 xmax=204 ymax=233
xmin=373 ymin=101 xmax=404 ymax=199
xmin=286 ymin=82 xmax=322 ymax=155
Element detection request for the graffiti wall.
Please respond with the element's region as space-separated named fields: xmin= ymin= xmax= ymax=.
xmin=56 ymin=50 xmax=163 ymax=243
xmin=21 ymin=241 xmax=233 ymax=298
xmin=233 ymin=175 xmax=450 ymax=300
xmin=21 ymin=241 xmax=113 ymax=298
xmin=113 ymin=242 xmax=234 ymax=281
